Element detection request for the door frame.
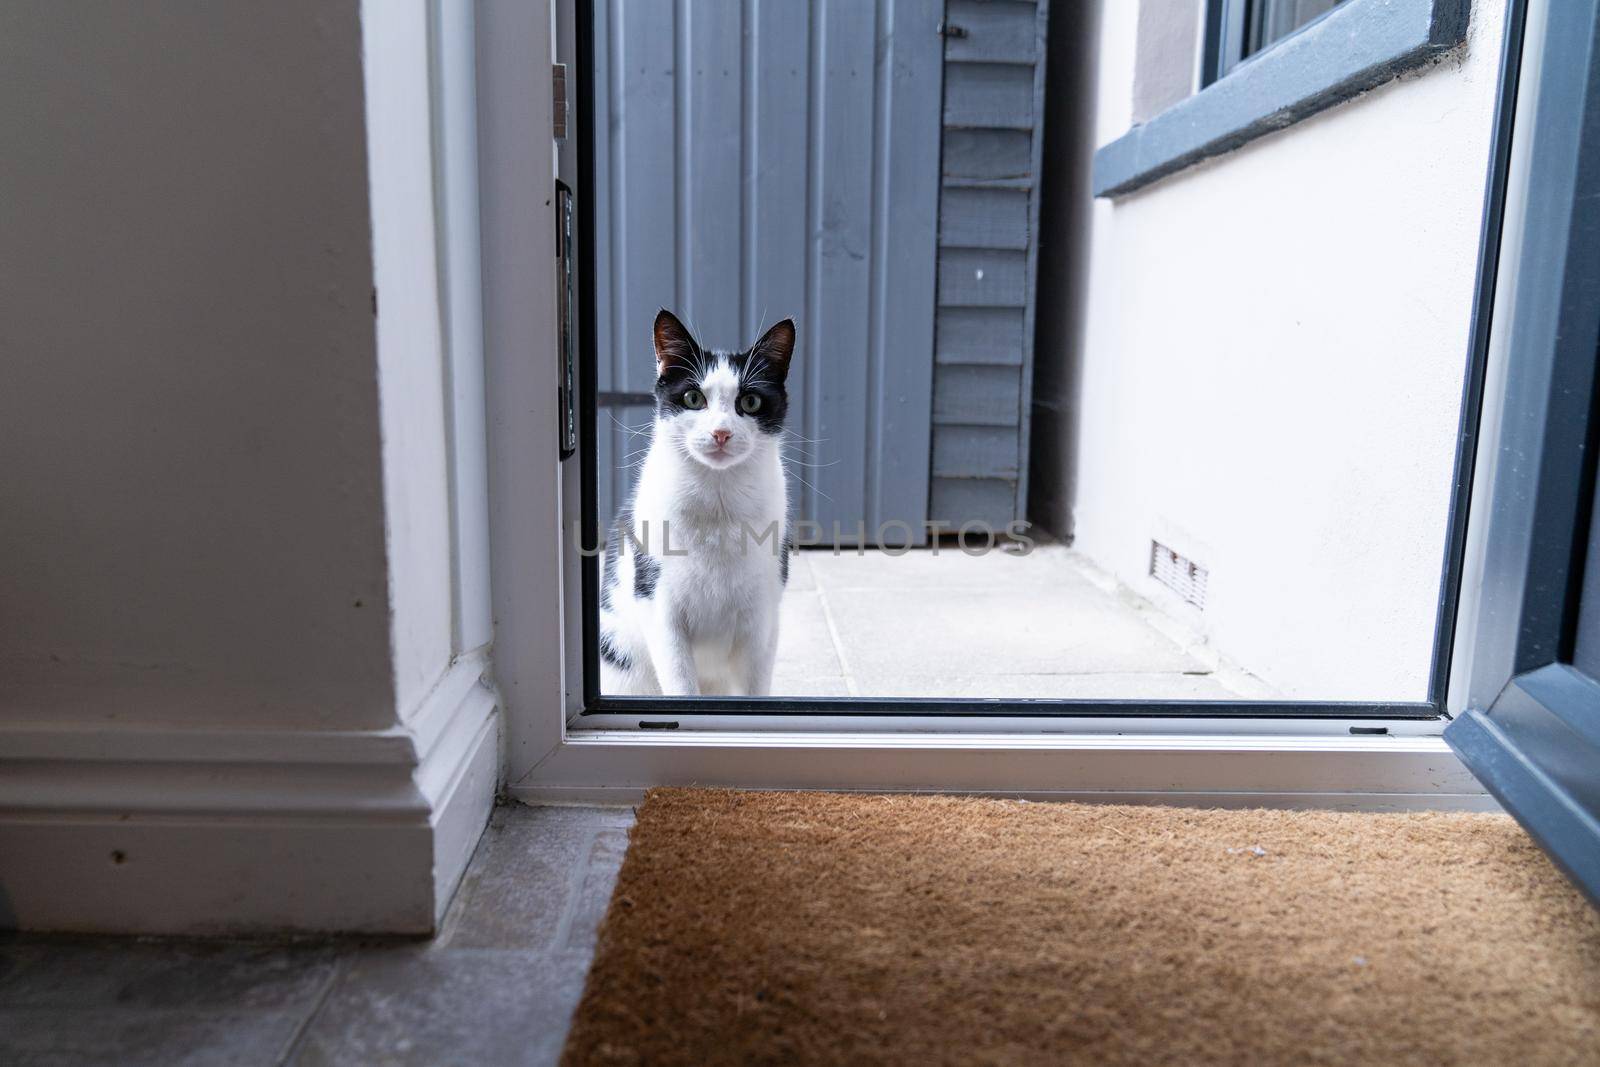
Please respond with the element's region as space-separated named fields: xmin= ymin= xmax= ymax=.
xmin=1442 ymin=0 xmax=1600 ymax=904
xmin=482 ymin=0 xmax=1525 ymax=804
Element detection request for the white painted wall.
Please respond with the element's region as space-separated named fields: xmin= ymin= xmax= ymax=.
xmin=362 ymin=0 xmax=457 ymax=720
xmin=0 ymin=0 xmax=500 ymax=932
xmin=0 ymin=0 xmax=395 ymax=731
xmin=1067 ymin=0 xmax=1506 ymax=700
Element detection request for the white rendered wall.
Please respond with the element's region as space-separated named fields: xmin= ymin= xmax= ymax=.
xmin=1069 ymin=0 xmax=1506 ymax=700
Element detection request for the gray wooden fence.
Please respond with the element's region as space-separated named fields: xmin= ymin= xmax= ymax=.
xmin=591 ymin=0 xmax=1047 ymax=542
xmin=930 ymin=0 xmax=1048 ymax=530
xmin=592 ymin=0 xmax=945 ymax=544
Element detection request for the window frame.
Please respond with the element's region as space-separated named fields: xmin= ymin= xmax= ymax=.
xmin=1098 ymin=0 xmax=1472 ymax=199
xmin=1206 ymin=0 xmax=1353 ymax=85
xmin=1202 ymin=0 xmax=1252 ymax=86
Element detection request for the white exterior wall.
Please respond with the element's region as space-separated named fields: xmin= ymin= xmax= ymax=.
xmin=1072 ymin=1 xmax=1506 ymax=700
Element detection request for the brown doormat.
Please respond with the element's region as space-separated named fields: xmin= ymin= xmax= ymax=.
xmin=562 ymin=788 xmax=1600 ymax=1066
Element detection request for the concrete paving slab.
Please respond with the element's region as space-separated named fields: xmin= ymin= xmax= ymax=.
xmin=770 ymin=591 xmax=847 ymax=696
xmin=802 ymin=543 xmax=1096 ymax=592
xmin=820 ymin=585 xmax=1201 ymax=678
xmin=783 ymin=550 xmax=816 ymax=591
xmin=766 ymin=545 xmax=1273 ymax=700
xmin=851 ymin=671 xmax=1240 ymax=700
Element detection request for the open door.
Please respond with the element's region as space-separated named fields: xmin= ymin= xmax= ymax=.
xmin=1447 ymin=0 xmax=1600 ymax=908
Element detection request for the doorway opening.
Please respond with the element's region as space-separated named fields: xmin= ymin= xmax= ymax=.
xmin=564 ymin=0 xmax=1518 ymax=721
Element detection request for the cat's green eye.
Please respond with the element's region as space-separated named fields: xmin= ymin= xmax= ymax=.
xmin=738 ymin=393 xmax=762 ymax=414
xmin=682 ymin=389 xmax=707 ymax=410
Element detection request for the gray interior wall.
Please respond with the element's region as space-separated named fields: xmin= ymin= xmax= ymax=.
xmin=0 ymin=1 xmax=397 ymax=730
xmin=1133 ymin=0 xmax=1203 ymax=122
xmin=1028 ymin=0 xmax=1103 ymax=541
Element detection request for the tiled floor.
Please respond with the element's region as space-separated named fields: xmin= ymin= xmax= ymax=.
xmin=0 ymin=804 xmax=635 ymax=1067
xmin=772 ymin=543 xmax=1276 ymax=699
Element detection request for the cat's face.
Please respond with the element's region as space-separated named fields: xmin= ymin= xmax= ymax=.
xmin=652 ymin=310 xmax=795 ymax=471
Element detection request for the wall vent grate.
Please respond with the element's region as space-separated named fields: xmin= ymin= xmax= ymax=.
xmin=1150 ymin=540 xmax=1208 ymax=610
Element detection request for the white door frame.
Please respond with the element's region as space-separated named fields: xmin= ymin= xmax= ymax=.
xmin=477 ymin=0 xmax=1510 ymax=810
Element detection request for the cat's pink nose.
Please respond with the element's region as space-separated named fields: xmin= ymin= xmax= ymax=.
xmin=711 ymin=429 xmax=732 ymax=448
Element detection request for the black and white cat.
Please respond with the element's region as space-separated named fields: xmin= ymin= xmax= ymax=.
xmin=599 ymin=310 xmax=796 ymax=696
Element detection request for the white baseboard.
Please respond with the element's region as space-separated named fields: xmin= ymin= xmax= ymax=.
xmin=0 ymin=655 xmax=501 ymax=935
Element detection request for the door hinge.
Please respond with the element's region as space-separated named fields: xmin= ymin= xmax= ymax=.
xmin=552 ymin=62 xmax=569 ymax=142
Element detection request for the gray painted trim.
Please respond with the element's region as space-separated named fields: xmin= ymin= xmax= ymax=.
xmin=1092 ymin=0 xmax=1470 ymax=199
xmin=1447 ymin=699 xmax=1600 ymax=911
xmin=1444 ymin=0 xmax=1600 ymax=910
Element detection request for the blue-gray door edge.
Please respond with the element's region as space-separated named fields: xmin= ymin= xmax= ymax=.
xmin=1445 ymin=0 xmax=1600 ymax=909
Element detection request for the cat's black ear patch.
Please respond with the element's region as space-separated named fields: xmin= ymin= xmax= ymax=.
xmin=750 ymin=318 xmax=796 ymax=381
xmin=653 ymin=309 xmax=700 ymax=379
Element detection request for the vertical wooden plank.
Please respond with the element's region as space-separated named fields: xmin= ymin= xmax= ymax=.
xmin=681 ymin=0 xmax=741 ymax=345
xmin=605 ymin=0 xmax=676 ymax=524
xmin=869 ymin=0 xmax=945 ymax=540
xmin=807 ymin=0 xmax=875 ymax=539
xmin=747 ymin=0 xmax=813 ymax=516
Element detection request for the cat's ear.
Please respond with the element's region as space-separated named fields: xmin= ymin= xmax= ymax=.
xmin=750 ymin=318 xmax=796 ymax=379
xmin=653 ymin=309 xmax=699 ymax=378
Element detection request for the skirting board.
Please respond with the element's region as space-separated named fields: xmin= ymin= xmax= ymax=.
xmin=0 ymin=655 xmax=500 ymax=935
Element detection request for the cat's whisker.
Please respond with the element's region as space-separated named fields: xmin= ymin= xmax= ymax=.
xmin=789 ymin=471 xmax=833 ymax=505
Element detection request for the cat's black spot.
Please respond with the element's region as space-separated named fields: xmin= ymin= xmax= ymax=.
xmin=779 ymin=532 xmax=794 ymax=585
xmin=599 ymin=629 xmax=632 ymax=672
xmin=726 ymin=349 xmax=790 ymax=435
xmin=654 ymin=357 xmax=707 ymax=417
xmin=634 ymin=552 xmax=661 ymax=599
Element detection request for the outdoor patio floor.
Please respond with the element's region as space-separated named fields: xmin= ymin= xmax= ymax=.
xmin=772 ymin=543 xmax=1275 ymax=701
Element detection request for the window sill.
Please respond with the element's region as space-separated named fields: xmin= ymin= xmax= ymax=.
xmin=1092 ymin=0 xmax=1470 ymax=199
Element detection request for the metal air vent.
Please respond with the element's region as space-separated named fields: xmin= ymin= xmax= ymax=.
xmin=1150 ymin=540 xmax=1208 ymax=610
